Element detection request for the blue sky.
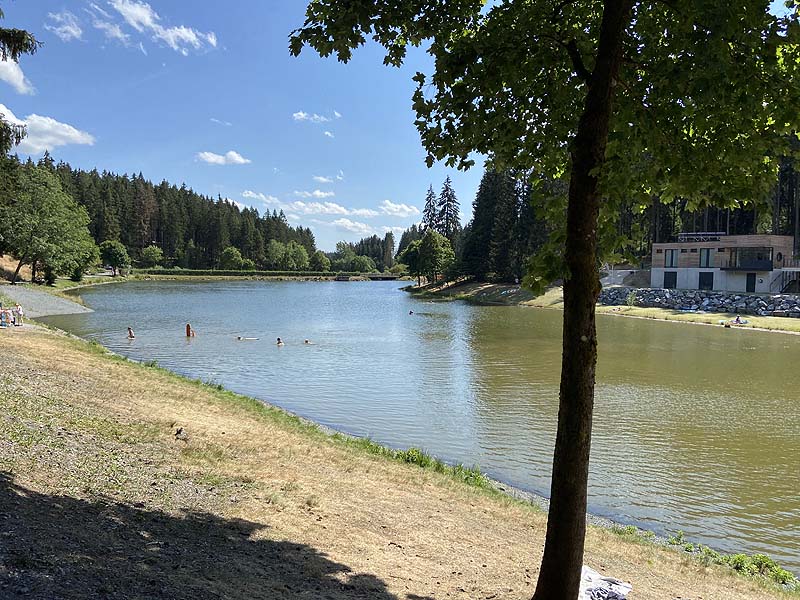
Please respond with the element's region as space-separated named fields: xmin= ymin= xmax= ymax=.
xmin=0 ymin=1 xmax=483 ymax=250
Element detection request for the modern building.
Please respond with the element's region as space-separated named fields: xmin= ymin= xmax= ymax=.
xmin=650 ymin=233 xmax=800 ymax=293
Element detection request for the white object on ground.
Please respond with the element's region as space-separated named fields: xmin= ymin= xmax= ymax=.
xmin=578 ymin=565 xmax=632 ymax=599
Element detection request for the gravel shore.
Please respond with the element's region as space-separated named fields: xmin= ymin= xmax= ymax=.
xmin=0 ymin=284 xmax=92 ymax=318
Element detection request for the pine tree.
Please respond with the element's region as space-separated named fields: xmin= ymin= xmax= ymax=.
xmin=461 ymin=169 xmax=508 ymax=279
xmin=421 ymin=184 xmax=438 ymax=231
xmin=436 ymin=176 xmax=460 ymax=243
xmin=382 ymin=231 xmax=395 ymax=270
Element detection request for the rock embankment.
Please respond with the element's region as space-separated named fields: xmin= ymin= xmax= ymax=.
xmin=599 ymin=287 xmax=800 ymax=318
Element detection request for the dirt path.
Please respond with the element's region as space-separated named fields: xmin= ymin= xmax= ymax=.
xmin=0 ymin=328 xmax=790 ymax=599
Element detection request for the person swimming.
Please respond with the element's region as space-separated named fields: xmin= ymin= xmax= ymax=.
xmin=237 ymin=336 xmax=258 ymax=341
xmin=304 ymin=339 xmax=314 ymax=345
xmin=276 ymin=337 xmax=284 ymax=346
xmin=127 ymin=326 xmax=135 ymax=339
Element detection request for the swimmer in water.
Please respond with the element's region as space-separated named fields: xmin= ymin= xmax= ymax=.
xmin=127 ymin=326 xmax=135 ymax=339
xmin=409 ymin=310 xmax=414 ymax=315
xmin=186 ymin=323 xmax=196 ymax=337
xmin=304 ymin=339 xmax=314 ymax=345
xmin=276 ymin=337 xmax=284 ymax=346
xmin=237 ymin=336 xmax=258 ymax=341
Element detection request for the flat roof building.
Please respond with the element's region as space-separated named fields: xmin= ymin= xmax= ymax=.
xmin=651 ymin=233 xmax=798 ymax=293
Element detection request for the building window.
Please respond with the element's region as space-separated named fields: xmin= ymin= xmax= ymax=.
xmin=664 ymin=271 xmax=677 ymax=289
xmin=665 ymin=249 xmax=678 ymax=267
xmin=699 ymin=272 xmax=714 ymax=290
xmin=680 ymin=249 xmax=688 ymax=253
xmin=690 ymin=248 xmax=698 ymax=253
xmin=717 ymin=248 xmax=725 ymax=252
xmin=699 ymin=248 xmax=712 ymax=268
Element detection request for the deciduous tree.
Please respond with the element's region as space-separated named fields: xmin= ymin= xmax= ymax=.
xmin=0 ymin=165 xmax=97 ymax=284
xmin=140 ymin=244 xmax=164 ymax=268
xmin=99 ymin=240 xmax=130 ymax=277
xmin=291 ymin=2 xmax=800 ymax=597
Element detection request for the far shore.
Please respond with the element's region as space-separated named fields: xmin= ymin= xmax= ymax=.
xmin=409 ymin=280 xmax=800 ymax=335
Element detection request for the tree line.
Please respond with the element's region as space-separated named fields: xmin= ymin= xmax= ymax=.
xmin=1 ymin=152 xmax=322 ymax=277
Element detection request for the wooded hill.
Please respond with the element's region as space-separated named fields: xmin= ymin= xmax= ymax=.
xmin=6 ymin=152 xmax=317 ymax=270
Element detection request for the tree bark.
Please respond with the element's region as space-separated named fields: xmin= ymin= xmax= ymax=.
xmin=532 ymin=1 xmax=632 ymax=598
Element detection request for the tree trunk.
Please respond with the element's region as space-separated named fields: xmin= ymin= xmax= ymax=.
xmin=532 ymin=1 xmax=631 ymax=598
xmin=11 ymin=257 xmax=25 ymax=284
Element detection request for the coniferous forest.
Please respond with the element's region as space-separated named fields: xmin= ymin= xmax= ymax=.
xmin=1 ymin=152 xmax=316 ymax=273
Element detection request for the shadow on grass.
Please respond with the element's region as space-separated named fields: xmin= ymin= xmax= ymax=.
xmin=0 ymin=472 xmax=431 ymax=600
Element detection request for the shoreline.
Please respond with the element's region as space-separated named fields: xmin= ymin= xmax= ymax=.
xmin=409 ymin=280 xmax=800 ymax=336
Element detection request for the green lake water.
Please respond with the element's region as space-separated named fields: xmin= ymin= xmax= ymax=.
xmin=42 ymin=280 xmax=800 ymax=573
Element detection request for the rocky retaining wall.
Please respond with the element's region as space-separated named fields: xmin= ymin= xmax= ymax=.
xmin=599 ymin=287 xmax=800 ymax=318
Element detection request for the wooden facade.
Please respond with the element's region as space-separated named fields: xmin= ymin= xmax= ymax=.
xmin=652 ymin=235 xmax=794 ymax=270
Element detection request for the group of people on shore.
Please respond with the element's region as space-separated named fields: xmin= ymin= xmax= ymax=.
xmin=0 ymin=303 xmax=24 ymax=328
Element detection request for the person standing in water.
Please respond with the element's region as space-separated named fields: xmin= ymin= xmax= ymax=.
xmin=127 ymin=327 xmax=135 ymax=339
xmin=276 ymin=337 xmax=284 ymax=346
xmin=186 ymin=323 xmax=196 ymax=337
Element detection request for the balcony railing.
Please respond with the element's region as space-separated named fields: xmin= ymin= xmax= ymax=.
xmin=721 ymin=259 xmax=773 ymax=271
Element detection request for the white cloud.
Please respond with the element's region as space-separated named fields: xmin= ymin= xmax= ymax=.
xmin=210 ymin=118 xmax=232 ymax=126
xmin=380 ymin=200 xmax=420 ymax=218
xmin=294 ymin=189 xmax=335 ymax=199
xmin=350 ymin=208 xmax=380 ymax=218
xmin=243 ymin=190 xmax=376 ymax=219
xmin=138 ymin=41 xmax=147 ymax=55
xmin=109 ymin=0 xmax=217 ymax=55
xmin=286 ymin=201 xmax=349 ymax=215
xmin=313 ymin=175 xmax=333 ymax=184
xmin=334 ymin=110 xmax=342 ymax=119
xmin=45 ymin=11 xmax=83 ymax=42
xmin=242 ymin=190 xmax=278 ymax=204
xmin=292 ymin=111 xmax=330 ymax=123
xmin=196 ymin=150 xmax=251 ymax=165
xmin=336 ymin=170 xmax=345 ymax=181
xmin=0 ymin=60 xmax=34 ymax=95
xmin=323 ymin=131 xmax=334 ymax=138
xmin=333 ymin=218 xmax=373 ymax=235
xmin=0 ymin=103 xmax=94 ymax=154
xmin=90 ymin=3 xmax=112 ymax=19
xmin=90 ymin=15 xmax=130 ymax=44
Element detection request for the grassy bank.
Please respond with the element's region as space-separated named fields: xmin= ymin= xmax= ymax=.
xmin=0 ymin=326 xmax=795 ymax=599
xmin=412 ymin=281 xmax=800 ymax=334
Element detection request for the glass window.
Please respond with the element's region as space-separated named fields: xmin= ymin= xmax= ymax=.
xmin=699 ymin=248 xmax=712 ymax=268
xmin=665 ymin=249 xmax=678 ymax=267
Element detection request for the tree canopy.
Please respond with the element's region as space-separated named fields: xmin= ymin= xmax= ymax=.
xmin=0 ymin=163 xmax=97 ymax=283
xmin=292 ymin=2 xmax=800 ymax=597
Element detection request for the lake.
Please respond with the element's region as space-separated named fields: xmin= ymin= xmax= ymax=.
xmin=42 ymin=280 xmax=800 ymax=573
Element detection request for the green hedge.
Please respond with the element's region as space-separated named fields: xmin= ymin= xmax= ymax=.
xmin=135 ymin=269 xmax=368 ymax=277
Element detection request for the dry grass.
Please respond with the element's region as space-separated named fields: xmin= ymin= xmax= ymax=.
xmin=0 ymin=326 xmax=794 ymax=599
xmin=0 ymin=254 xmax=31 ymax=282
